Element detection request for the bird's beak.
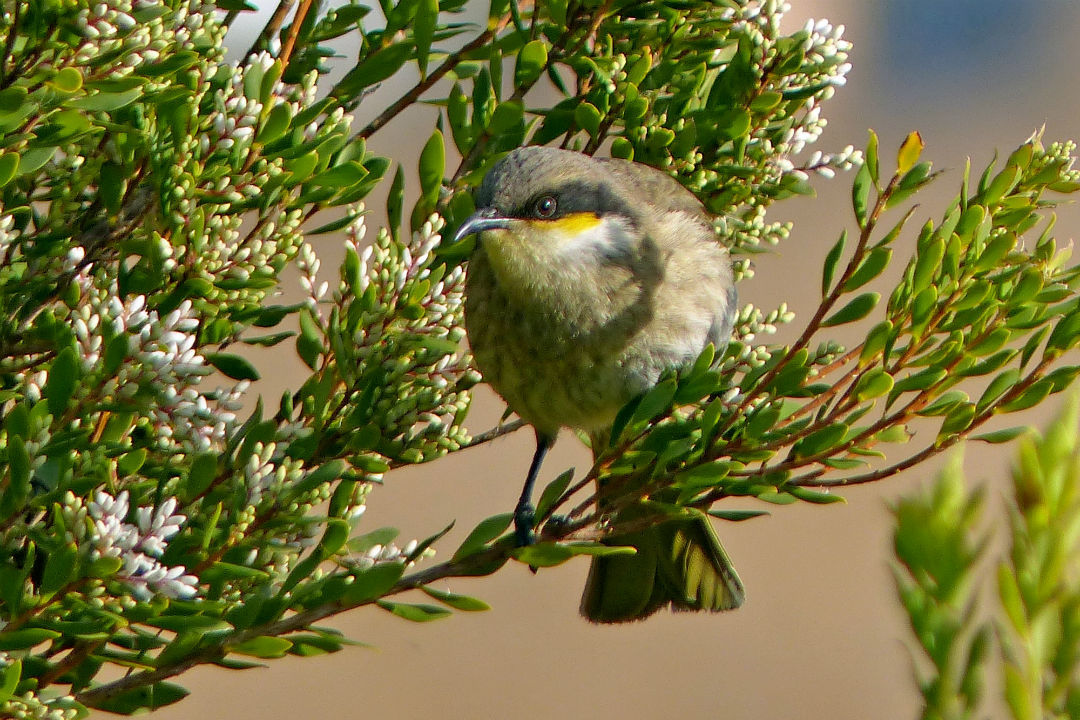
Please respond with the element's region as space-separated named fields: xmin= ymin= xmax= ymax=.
xmin=452 ymin=207 xmax=512 ymax=243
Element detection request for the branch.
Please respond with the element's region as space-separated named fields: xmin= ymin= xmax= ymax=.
xmin=356 ymin=28 xmax=498 ymax=141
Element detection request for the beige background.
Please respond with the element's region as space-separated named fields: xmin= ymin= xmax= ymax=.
xmin=149 ymin=2 xmax=1080 ymax=718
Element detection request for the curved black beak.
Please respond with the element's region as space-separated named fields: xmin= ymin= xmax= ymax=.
xmin=452 ymin=207 xmax=512 ymax=243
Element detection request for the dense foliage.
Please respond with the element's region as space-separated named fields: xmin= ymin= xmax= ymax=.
xmin=0 ymin=0 xmax=1077 ymax=715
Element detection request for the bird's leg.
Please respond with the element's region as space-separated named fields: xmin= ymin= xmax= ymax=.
xmin=515 ymin=431 xmax=554 ymax=547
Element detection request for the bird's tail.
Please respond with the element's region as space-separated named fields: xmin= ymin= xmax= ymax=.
xmin=579 ymin=512 xmax=745 ymax=623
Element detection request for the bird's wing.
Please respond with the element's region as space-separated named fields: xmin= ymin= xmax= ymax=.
xmin=596 ymin=156 xmax=711 ymax=222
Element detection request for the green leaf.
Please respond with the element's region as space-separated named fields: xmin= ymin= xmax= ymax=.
xmin=0 ymin=152 xmax=19 ymax=188
xmin=821 ymin=292 xmax=879 ymax=327
xmin=972 ymin=427 xmax=1027 ymax=444
xmin=387 ymin=165 xmax=405 ymax=235
xmin=865 ymin=129 xmax=880 ymax=185
xmin=861 ymin=320 xmax=894 ymax=363
xmin=51 ymin=67 xmax=83 ymax=93
xmin=574 ymin=102 xmax=602 ymax=138
xmin=452 ymin=513 xmax=512 ymax=560
xmin=40 ymin=542 xmax=78 ymax=595
xmin=376 ymin=600 xmax=452 ymax=622
xmin=418 ymin=129 xmax=445 ymax=198
xmin=511 ymin=542 xmax=574 ymax=567
xmin=631 ymin=377 xmax=677 ymax=426
xmin=420 ymin=585 xmax=490 ymax=611
xmin=333 ymin=43 xmax=412 ymax=99
xmin=821 ymin=230 xmax=846 ymax=296
xmin=414 ymin=0 xmax=438 ymax=77
xmin=87 ymin=555 xmax=124 ymax=578
xmin=1000 ymin=380 xmax=1052 ymax=413
xmin=145 ymin=615 xmax=233 ymax=634
xmin=937 ymin=402 xmax=975 ymax=439
xmin=16 ymin=146 xmax=55 ymax=175
xmin=343 ymin=562 xmax=405 ymax=604
xmin=231 ymin=636 xmax=293 ymax=658
xmin=708 ymin=509 xmax=770 ymax=522
xmin=515 ymin=40 xmax=548 ymax=86
xmin=2 ymin=435 xmax=30 ymax=519
xmin=911 ymin=238 xmax=944 ymax=295
xmin=310 ymin=161 xmax=368 ymax=188
xmin=488 ymin=100 xmax=523 ymax=134
xmin=0 ymin=659 xmax=21 ymax=704
xmin=91 ymin=682 xmax=189 ymax=713
xmin=787 ymin=486 xmax=845 ymax=504
xmin=69 ymin=87 xmax=143 ymax=111
xmin=46 ymin=346 xmax=79 ymax=416
xmin=535 ymin=467 xmax=573 ymax=522
xmin=296 ymin=308 xmax=323 ymax=370
xmin=896 ymin=130 xmax=924 ymax=175
xmin=843 ymin=247 xmax=891 ymax=292
xmin=852 ymin=162 xmax=872 ymax=228
xmin=854 ymin=368 xmax=893 ymax=401
xmin=792 ymin=423 xmax=847 ymax=458
xmin=205 ymin=352 xmax=260 ymax=381
xmin=0 ymin=628 xmax=60 ymax=650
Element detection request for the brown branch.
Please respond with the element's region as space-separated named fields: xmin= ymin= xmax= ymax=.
xmin=278 ymin=0 xmax=314 ymax=68
xmin=356 ymin=27 xmax=499 ymax=141
xmin=247 ymin=0 xmax=295 ymax=60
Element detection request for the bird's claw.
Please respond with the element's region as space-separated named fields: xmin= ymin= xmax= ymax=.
xmin=514 ymin=504 xmax=535 ymax=547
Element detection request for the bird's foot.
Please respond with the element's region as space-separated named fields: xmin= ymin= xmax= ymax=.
xmin=513 ymin=504 xmax=535 ymax=547
xmin=543 ymin=514 xmax=571 ymax=537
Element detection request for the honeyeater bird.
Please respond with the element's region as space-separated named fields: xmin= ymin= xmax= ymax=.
xmin=453 ymin=146 xmax=744 ymax=623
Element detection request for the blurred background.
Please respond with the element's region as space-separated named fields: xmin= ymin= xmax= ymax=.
xmin=154 ymin=1 xmax=1080 ymax=718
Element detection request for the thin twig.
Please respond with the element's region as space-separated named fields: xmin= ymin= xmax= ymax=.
xmin=460 ymin=418 xmax=526 ymax=449
xmin=356 ymin=27 xmax=497 ymax=141
xmin=246 ymin=0 xmax=295 ymax=60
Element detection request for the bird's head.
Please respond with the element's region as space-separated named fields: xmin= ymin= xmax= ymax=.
xmin=452 ymin=147 xmax=651 ymax=289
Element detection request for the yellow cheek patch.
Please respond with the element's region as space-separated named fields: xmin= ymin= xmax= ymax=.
xmin=525 ymin=212 xmax=602 ymax=235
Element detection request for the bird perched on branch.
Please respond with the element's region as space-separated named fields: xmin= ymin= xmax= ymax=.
xmin=453 ymin=146 xmax=743 ymax=623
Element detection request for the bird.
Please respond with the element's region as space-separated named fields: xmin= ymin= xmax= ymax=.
xmin=453 ymin=145 xmax=744 ymax=623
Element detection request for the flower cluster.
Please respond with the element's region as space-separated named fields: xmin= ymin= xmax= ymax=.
xmin=333 ymin=212 xmax=478 ymax=464
xmin=78 ymin=490 xmax=198 ymax=601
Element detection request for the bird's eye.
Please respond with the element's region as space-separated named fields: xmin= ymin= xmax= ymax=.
xmin=533 ymin=195 xmax=557 ymax=218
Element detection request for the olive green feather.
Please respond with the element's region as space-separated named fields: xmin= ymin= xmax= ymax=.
xmin=580 ymin=513 xmax=744 ymax=623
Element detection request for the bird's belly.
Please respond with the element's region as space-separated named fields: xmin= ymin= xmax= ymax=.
xmin=466 ymin=294 xmax=648 ymax=435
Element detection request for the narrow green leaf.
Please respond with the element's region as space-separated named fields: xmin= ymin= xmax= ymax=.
xmin=343 ymin=562 xmax=405 ymax=604
xmin=0 ymin=659 xmax=21 ymax=704
xmin=376 ymin=600 xmax=452 ymax=622
xmin=865 ymin=129 xmax=880 ymax=185
xmin=852 ymin=163 xmax=872 ymax=228
xmin=787 ymin=486 xmax=845 ymax=504
xmin=420 ymin=585 xmax=490 ymax=611
xmin=821 ymin=230 xmax=846 ymax=296
xmin=205 ymin=353 xmax=260 ymax=381
xmin=45 ymin=346 xmax=79 ymax=416
xmin=535 ymin=467 xmax=573 ymax=522
xmin=40 ymin=542 xmax=78 ymax=595
xmin=231 ymin=636 xmax=293 ymax=658
xmin=708 ymin=509 xmax=769 ymax=522
xmin=0 ymin=152 xmax=18 ymax=188
xmin=511 ymin=542 xmax=574 ymax=567
xmin=452 ymin=513 xmax=512 ymax=560
xmin=0 ymin=628 xmax=60 ymax=650
xmin=843 ymin=246 xmax=891 ymax=292
xmin=822 ymin=292 xmax=879 ymax=327
xmin=414 ymin=0 xmax=438 ymax=77
xmin=972 ymin=427 xmax=1027 ymax=444
xmin=418 ymin=129 xmax=445 ymax=198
